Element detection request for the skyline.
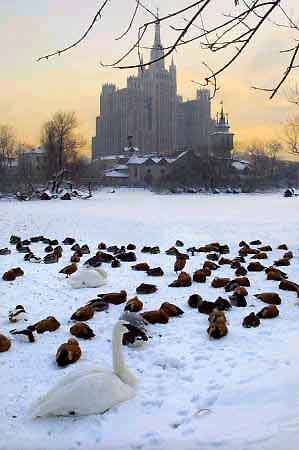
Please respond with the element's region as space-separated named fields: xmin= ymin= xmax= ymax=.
xmin=1 ymin=0 xmax=298 ymax=154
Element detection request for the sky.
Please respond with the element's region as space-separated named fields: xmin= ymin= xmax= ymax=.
xmin=1 ymin=0 xmax=299 ymax=155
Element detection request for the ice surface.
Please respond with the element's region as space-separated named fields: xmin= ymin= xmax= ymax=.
xmin=1 ymin=190 xmax=299 ymax=450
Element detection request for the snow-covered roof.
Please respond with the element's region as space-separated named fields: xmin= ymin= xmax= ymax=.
xmin=114 ymin=164 xmax=128 ymax=170
xmin=124 ymin=146 xmax=139 ymax=152
xmin=232 ymin=160 xmax=250 ymax=171
xmin=105 ymin=170 xmax=129 ymax=178
xmin=127 ymin=151 xmax=186 ymax=166
xmin=23 ymin=146 xmax=46 ymax=155
xmin=127 ymin=156 xmax=148 ymax=165
xmin=101 ymin=156 xmax=120 ymax=160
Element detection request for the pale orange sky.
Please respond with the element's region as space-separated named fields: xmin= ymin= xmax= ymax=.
xmin=1 ymin=0 xmax=298 ymax=155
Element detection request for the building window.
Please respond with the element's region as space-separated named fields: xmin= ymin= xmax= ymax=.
xmin=134 ymin=168 xmax=138 ymax=177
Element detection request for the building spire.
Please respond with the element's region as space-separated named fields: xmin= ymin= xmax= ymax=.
xmin=150 ymin=14 xmax=165 ymax=70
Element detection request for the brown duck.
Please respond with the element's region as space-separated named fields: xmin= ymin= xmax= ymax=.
xmin=98 ymin=290 xmax=127 ymax=305
xmin=188 ymin=294 xmax=202 ymax=308
xmin=242 ymin=312 xmax=260 ymax=328
xmin=169 ymin=272 xmax=192 ymax=287
xmin=279 ymin=279 xmax=299 ymax=292
xmin=207 ymin=310 xmax=228 ymax=339
xmin=124 ymin=297 xmax=143 ymax=313
xmin=211 ymin=277 xmax=230 ymax=288
xmin=132 ymin=262 xmax=150 ymax=272
xmin=254 ymin=292 xmax=282 ymax=305
xmin=160 ymin=302 xmax=184 ymax=317
xmin=59 ymin=263 xmax=77 ymax=278
xmin=142 ymin=309 xmax=169 ymax=324
xmin=71 ymin=305 xmax=94 ymax=321
xmin=247 ymin=261 xmax=265 ymax=272
xmin=136 ymin=283 xmax=158 ymax=294
xmin=193 ymin=270 xmax=207 ymax=283
xmin=28 ymin=316 xmax=60 ymax=334
xmin=198 ymin=298 xmax=217 ymax=315
xmin=70 ymin=323 xmax=95 ymax=339
xmin=56 ymin=338 xmax=82 ymax=367
xmin=256 ymin=305 xmax=279 ymax=319
xmin=0 ymin=334 xmax=11 ymax=352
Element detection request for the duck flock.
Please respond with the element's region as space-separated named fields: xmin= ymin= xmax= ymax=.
xmin=1 ymin=235 xmax=298 ymax=366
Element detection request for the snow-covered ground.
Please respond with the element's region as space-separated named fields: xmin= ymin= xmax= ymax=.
xmin=1 ymin=191 xmax=299 ymax=450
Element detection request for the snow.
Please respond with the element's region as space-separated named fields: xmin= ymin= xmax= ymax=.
xmin=104 ymin=170 xmax=129 ymax=178
xmin=1 ymin=191 xmax=299 ymax=450
xmin=232 ymin=160 xmax=250 ymax=171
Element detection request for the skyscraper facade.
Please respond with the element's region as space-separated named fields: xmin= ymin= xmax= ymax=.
xmin=92 ymin=20 xmax=233 ymax=159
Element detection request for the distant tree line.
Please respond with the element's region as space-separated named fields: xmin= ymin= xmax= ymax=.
xmin=1 ymin=97 xmax=299 ymax=194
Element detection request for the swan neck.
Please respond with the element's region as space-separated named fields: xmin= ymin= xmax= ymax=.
xmin=112 ymin=323 xmax=137 ymax=387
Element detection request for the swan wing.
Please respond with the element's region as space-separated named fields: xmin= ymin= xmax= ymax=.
xmin=29 ymin=371 xmax=135 ymax=417
xmin=68 ymin=270 xmax=108 ymax=289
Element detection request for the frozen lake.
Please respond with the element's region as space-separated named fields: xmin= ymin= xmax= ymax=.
xmin=1 ymin=191 xmax=299 ymax=450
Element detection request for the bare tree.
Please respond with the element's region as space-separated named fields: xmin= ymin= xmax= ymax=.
xmin=0 ymin=125 xmax=16 ymax=171
xmin=283 ymin=115 xmax=299 ymax=155
xmin=41 ymin=111 xmax=84 ymax=177
xmin=265 ymin=140 xmax=282 ymax=178
xmin=37 ymin=1 xmax=298 ymax=99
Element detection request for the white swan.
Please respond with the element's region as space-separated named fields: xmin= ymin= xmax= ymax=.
xmin=68 ymin=266 xmax=108 ymax=289
xmin=29 ymin=315 xmax=147 ymax=417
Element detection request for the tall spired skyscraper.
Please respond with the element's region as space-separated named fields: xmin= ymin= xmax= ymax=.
xmin=92 ymin=20 xmax=226 ymax=158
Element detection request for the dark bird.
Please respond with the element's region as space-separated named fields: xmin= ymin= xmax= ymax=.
xmin=71 ymin=305 xmax=94 ymax=321
xmin=70 ymin=323 xmax=95 ymax=340
xmin=9 ymin=305 xmax=27 ymax=322
xmin=256 ymin=305 xmax=279 ymax=319
xmin=124 ymin=297 xmax=143 ymax=313
xmin=243 ymin=312 xmax=260 ymax=328
xmin=80 ymin=245 xmax=90 ymax=255
xmin=98 ymin=290 xmax=127 ymax=305
xmin=254 ymin=292 xmax=281 ymax=305
xmin=127 ymin=243 xmax=136 ymax=250
xmin=188 ymin=294 xmax=202 ymax=308
xmin=0 ymin=334 xmax=11 ymax=352
xmin=56 ymin=338 xmax=82 ymax=367
xmin=229 ymin=292 xmax=247 ymax=307
xmin=147 ymin=267 xmax=164 ymax=277
xmin=193 ymin=270 xmax=207 ymax=283
xmin=59 ymin=263 xmax=77 ymax=278
xmin=207 ymin=310 xmax=228 ymax=339
xmin=169 ymin=272 xmax=192 ymax=287
xmin=132 ymin=262 xmax=150 ymax=271
xmin=86 ymin=299 xmax=109 ymax=312
xmin=279 ymin=279 xmax=299 ymax=292
xmin=10 ymin=328 xmax=35 ymax=343
xmin=160 ymin=302 xmax=184 ymax=317
xmin=109 ymin=258 xmax=119 ymax=269
xmin=136 ymin=283 xmax=158 ymax=294
xmin=174 ymin=256 xmax=187 ymax=274
xmin=211 ymin=277 xmax=231 ymax=288
xmin=247 ymin=261 xmax=265 ymax=272
xmin=0 ymin=248 xmax=11 ymax=256
xmin=83 ymin=255 xmax=102 ymax=268
xmin=63 ymin=237 xmax=76 ymax=245
xmin=274 ymin=258 xmax=290 ymax=267
xmin=44 ymin=252 xmax=59 ymax=264
xmin=214 ymin=297 xmax=231 ymax=311
xmin=277 ymin=244 xmax=288 ymax=250
xmin=197 ymin=298 xmax=216 ymax=315
xmin=28 ymin=316 xmax=60 ymax=334
xmin=142 ymin=309 xmax=169 ymax=324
